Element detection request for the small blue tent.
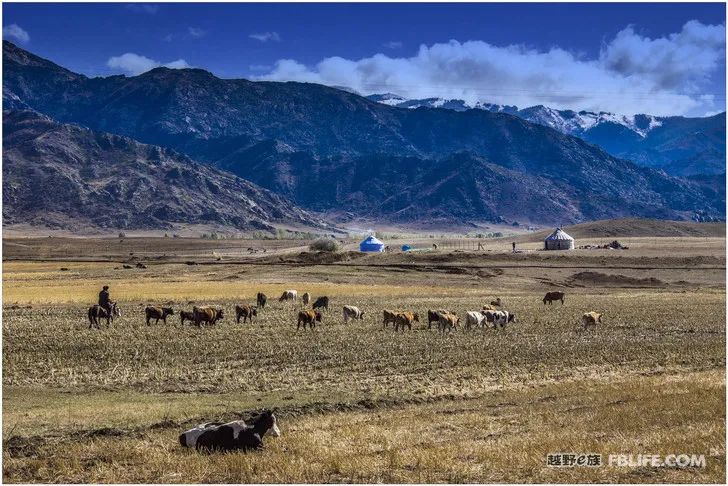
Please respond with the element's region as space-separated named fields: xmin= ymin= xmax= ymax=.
xmin=401 ymin=244 xmax=412 ymax=252
xmin=359 ymin=235 xmax=385 ymax=252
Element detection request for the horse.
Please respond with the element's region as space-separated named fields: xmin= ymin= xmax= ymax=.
xmin=88 ymin=302 xmax=121 ymax=329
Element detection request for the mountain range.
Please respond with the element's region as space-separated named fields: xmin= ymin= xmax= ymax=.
xmin=2 ymin=110 xmax=327 ymax=231
xmin=366 ymin=94 xmax=726 ymax=177
xmin=2 ymin=41 xmax=725 ymax=230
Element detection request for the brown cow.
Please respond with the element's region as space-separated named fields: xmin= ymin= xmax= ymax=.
xmin=438 ymin=312 xmax=459 ymax=333
xmin=297 ymin=310 xmax=322 ymax=330
xmin=581 ymin=311 xmax=603 ymax=329
xmin=543 ymin=291 xmax=565 ymax=305
xmin=427 ymin=309 xmax=450 ymax=329
xmin=179 ymin=310 xmax=195 ymax=326
xmin=394 ymin=312 xmax=419 ymax=331
xmin=235 ymin=305 xmax=257 ymax=324
xmin=383 ymin=309 xmax=399 ymax=328
xmin=145 ymin=306 xmax=174 ymax=325
xmin=301 ymin=292 xmax=311 ymax=306
xmin=193 ymin=306 xmax=224 ymax=327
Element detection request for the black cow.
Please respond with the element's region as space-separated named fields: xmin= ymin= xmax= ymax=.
xmin=257 ymin=292 xmax=267 ymax=309
xmin=312 ymin=296 xmax=329 ymax=311
xmin=192 ymin=411 xmax=281 ymax=452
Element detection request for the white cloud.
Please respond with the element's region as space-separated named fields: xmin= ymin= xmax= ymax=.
xmin=107 ymin=53 xmax=190 ymax=75
xmin=188 ymin=27 xmax=206 ymax=38
xmin=249 ymin=31 xmax=281 ymax=43
xmin=383 ymin=41 xmax=403 ymax=50
xmin=3 ymin=24 xmax=29 ymax=43
xmin=256 ymin=21 xmax=725 ymax=116
xmin=126 ymin=4 xmax=159 ymax=15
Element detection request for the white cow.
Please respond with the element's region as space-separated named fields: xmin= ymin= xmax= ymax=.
xmin=493 ymin=310 xmax=516 ymax=328
xmin=279 ymin=290 xmax=298 ymax=302
xmin=465 ymin=311 xmax=487 ymax=330
xmin=342 ymin=305 xmax=364 ymax=323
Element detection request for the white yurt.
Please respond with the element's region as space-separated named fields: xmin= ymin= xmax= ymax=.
xmin=544 ymin=228 xmax=574 ymax=250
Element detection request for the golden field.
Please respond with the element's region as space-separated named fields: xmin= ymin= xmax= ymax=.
xmin=2 ymin=230 xmax=726 ymax=483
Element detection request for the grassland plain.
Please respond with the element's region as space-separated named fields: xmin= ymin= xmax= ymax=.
xmin=2 ymin=233 xmax=726 ymax=483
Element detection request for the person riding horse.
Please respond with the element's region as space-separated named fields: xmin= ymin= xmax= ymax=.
xmin=99 ymin=285 xmax=112 ymax=316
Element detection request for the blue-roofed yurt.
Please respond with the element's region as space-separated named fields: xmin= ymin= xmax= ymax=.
xmin=359 ymin=235 xmax=385 ymax=252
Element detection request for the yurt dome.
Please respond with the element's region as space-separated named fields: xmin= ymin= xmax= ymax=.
xmin=544 ymin=228 xmax=574 ymax=250
xmin=359 ymin=235 xmax=385 ymax=252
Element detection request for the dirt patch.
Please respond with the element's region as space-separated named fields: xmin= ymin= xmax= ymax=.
xmin=274 ymin=251 xmax=369 ymax=265
xmin=569 ymin=271 xmax=667 ymax=288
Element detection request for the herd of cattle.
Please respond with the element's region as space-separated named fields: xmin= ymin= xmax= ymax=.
xmin=87 ymin=289 xmax=604 ymax=331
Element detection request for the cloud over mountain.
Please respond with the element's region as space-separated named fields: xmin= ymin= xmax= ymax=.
xmin=2 ymin=24 xmax=29 ymax=43
xmin=107 ymin=52 xmax=190 ymax=75
xmin=257 ymin=20 xmax=725 ymax=116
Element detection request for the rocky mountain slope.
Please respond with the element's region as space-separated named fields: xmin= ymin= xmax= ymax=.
xmin=366 ymin=94 xmax=726 ymax=177
xmin=3 ymin=41 xmax=724 ymax=226
xmin=2 ymin=110 xmax=326 ymax=231
xmin=218 ymin=144 xmax=721 ymax=225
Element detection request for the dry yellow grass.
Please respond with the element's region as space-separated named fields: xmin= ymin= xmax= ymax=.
xmin=3 ymin=371 xmax=723 ymax=483
xmin=2 ymin=235 xmax=726 ymax=483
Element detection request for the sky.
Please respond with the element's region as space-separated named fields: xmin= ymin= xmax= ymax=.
xmin=2 ymin=2 xmax=726 ymax=116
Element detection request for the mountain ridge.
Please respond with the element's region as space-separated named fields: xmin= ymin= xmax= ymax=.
xmin=2 ymin=109 xmax=330 ymax=232
xmin=364 ymin=93 xmax=726 ymax=176
xmin=2 ymin=41 xmax=724 ymax=227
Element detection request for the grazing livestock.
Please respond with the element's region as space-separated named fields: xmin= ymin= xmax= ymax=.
xmin=543 ymin=291 xmax=565 ymax=305
xmin=490 ymin=298 xmax=502 ymax=307
xmin=581 ymin=311 xmax=603 ymax=329
xmin=192 ymin=411 xmax=281 ymax=453
xmin=256 ymin=292 xmax=267 ymax=309
xmin=297 ymin=310 xmax=322 ymax=330
xmin=87 ymin=302 xmax=120 ymax=329
xmin=481 ymin=310 xmax=498 ymax=328
xmin=179 ymin=310 xmax=195 ymax=326
xmin=193 ymin=306 xmax=224 ymax=327
xmin=312 ymin=296 xmax=329 ymax=311
xmin=301 ymin=292 xmax=311 ymax=306
xmin=394 ymin=312 xmax=419 ymax=331
xmin=438 ymin=312 xmax=459 ymax=333
xmin=279 ymin=290 xmax=297 ymax=302
xmin=235 ymin=305 xmax=257 ymax=324
xmin=487 ymin=310 xmax=516 ymax=328
xmin=145 ymin=306 xmax=174 ymax=325
xmin=482 ymin=304 xmax=497 ymax=311
xmin=427 ymin=309 xmax=451 ymax=329
xmin=465 ymin=311 xmax=487 ymax=330
xmin=382 ymin=309 xmax=399 ymax=328
xmin=342 ymin=305 xmax=364 ymax=323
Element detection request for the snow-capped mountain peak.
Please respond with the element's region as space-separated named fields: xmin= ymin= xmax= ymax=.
xmin=365 ymin=94 xmax=663 ymax=138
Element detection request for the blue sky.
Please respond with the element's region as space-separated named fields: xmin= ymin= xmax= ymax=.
xmin=2 ymin=2 xmax=725 ymax=116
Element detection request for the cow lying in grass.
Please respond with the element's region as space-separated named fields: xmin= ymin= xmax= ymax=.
xmin=179 ymin=410 xmax=281 ymax=452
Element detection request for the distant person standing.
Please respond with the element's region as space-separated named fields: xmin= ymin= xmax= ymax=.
xmin=512 ymin=242 xmax=516 ymax=253
xmin=98 ymin=285 xmax=111 ymax=315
